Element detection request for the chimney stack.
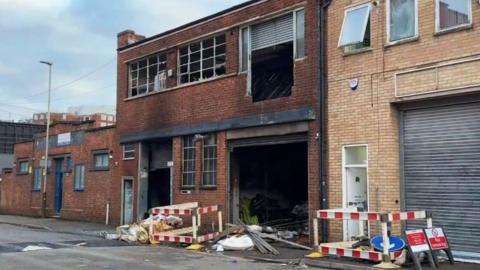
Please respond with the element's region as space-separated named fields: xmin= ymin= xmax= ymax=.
xmin=117 ymin=30 xmax=146 ymax=48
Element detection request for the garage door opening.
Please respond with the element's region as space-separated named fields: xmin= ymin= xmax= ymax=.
xmin=230 ymin=141 xmax=308 ymax=228
xmin=148 ymin=168 xmax=171 ymax=209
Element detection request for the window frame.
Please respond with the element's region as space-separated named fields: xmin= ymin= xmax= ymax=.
xmin=177 ymin=34 xmax=226 ymax=85
xmin=386 ymin=0 xmax=419 ymax=44
xmin=123 ymin=144 xmax=135 ymax=160
xmin=92 ymin=151 xmax=109 ymax=171
xmin=182 ymin=135 xmax=196 ymax=188
xmin=17 ymin=160 xmax=29 ymax=175
xmin=338 ymin=3 xmax=372 ymax=48
xmin=128 ymin=53 xmax=167 ymax=97
xmin=74 ymin=164 xmax=86 ymax=192
xmin=32 ymin=167 xmax=42 ymax=191
xmin=294 ymin=8 xmax=306 ymax=60
xmin=240 ymin=9 xmax=302 ymax=96
xmin=201 ymin=134 xmax=217 ymax=188
xmin=435 ymin=0 xmax=472 ymax=34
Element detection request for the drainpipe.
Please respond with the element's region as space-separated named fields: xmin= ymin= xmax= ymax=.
xmin=318 ymin=0 xmax=331 ymax=243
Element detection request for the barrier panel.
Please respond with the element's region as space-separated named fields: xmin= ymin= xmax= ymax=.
xmin=313 ymin=208 xmax=433 ymax=269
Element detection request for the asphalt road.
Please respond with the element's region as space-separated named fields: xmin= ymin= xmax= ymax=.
xmin=0 ymin=224 xmax=303 ymax=270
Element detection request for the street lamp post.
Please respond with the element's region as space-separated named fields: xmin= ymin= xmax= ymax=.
xmin=40 ymin=61 xmax=52 ymax=218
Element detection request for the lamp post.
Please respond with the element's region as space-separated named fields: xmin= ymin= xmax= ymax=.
xmin=40 ymin=60 xmax=52 ymax=218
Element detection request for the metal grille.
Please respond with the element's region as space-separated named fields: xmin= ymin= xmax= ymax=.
xmin=251 ymin=14 xmax=293 ymax=51
xmin=402 ymin=102 xmax=480 ymax=258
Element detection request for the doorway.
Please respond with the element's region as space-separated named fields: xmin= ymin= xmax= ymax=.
xmin=148 ymin=168 xmax=171 ymax=209
xmin=122 ymin=178 xmax=134 ymax=225
xmin=54 ymin=158 xmax=64 ymax=214
xmin=343 ymin=145 xmax=368 ymax=240
xmin=230 ymin=141 xmax=308 ymax=225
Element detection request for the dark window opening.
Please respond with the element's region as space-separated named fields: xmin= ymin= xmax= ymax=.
xmin=251 ymin=42 xmax=293 ymax=102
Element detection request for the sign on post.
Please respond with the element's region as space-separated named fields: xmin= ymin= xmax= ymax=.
xmin=424 ymin=227 xmax=454 ymax=265
xmin=405 ymin=229 xmax=436 ymax=270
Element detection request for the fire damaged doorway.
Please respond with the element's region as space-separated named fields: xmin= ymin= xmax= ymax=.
xmin=230 ymin=139 xmax=308 ymax=227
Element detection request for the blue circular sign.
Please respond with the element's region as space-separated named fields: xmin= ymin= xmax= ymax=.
xmin=371 ymin=236 xmax=406 ymax=252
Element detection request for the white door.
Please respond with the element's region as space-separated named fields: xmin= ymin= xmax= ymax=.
xmin=123 ymin=179 xmax=134 ymax=225
xmin=343 ymin=145 xmax=368 ymax=240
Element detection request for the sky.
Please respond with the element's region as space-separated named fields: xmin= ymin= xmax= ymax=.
xmin=0 ymin=0 xmax=246 ymax=121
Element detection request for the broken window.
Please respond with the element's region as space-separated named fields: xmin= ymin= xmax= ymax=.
xmin=182 ymin=135 xmax=196 ymax=187
xmin=202 ymin=134 xmax=216 ymax=187
xmin=436 ymin=0 xmax=471 ymax=32
xmin=248 ymin=13 xmax=295 ymax=102
xmin=128 ymin=53 xmax=167 ymax=97
xmin=178 ymin=34 xmax=226 ymax=84
xmin=388 ymin=0 xmax=417 ymax=42
xmin=339 ymin=4 xmax=371 ymax=51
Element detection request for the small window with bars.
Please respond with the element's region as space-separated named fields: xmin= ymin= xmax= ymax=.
xmin=202 ymin=134 xmax=217 ymax=187
xmin=74 ymin=164 xmax=85 ymax=191
xmin=128 ymin=54 xmax=167 ymax=97
xmin=182 ymin=135 xmax=196 ymax=187
xmin=178 ymin=34 xmax=226 ymax=84
xmin=32 ymin=167 xmax=42 ymax=191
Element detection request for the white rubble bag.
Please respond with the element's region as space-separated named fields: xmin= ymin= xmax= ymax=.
xmin=217 ymin=235 xmax=254 ymax=251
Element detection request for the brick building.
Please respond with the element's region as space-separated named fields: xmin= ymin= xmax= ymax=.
xmin=113 ymin=0 xmax=324 ymax=232
xmin=0 ymin=120 xmax=117 ymax=223
xmin=33 ymin=112 xmax=116 ymax=128
xmin=326 ymin=0 xmax=480 ymax=260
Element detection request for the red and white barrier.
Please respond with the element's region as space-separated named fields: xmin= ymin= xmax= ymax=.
xmin=320 ymin=246 xmax=403 ymax=262
xmin=316 ymin=209 xmax=380 ymax=221
xmin=152 ymin=208 xmax=193 ymax=216
xmin=197 ymin=232 xmax=220 ymax=243
xmin=388 ymin=211 xmax=426 ymax=221
xmin=197 ymin=205 xmax=219 ymax=215
xmin=153 ymin=234 xmax=193 ymax=244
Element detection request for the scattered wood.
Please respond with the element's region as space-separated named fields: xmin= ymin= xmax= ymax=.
xmin=236 ymin=219 xmax=280 ymax=255
xmin=257 ymin=232 xmax=312 ymax=250
xmin=212 ymin=225 xmax=244 ymax=243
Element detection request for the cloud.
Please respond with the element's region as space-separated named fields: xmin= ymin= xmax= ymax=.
xmin=0 ymin=0 xmax=247 ymax=121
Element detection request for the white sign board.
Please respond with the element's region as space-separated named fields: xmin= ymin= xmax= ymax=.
xmin=57 ymin=133 xmax=71 ymax=146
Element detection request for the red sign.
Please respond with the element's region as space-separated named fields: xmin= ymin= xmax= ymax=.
xmin=424 ymin=228 xmax=449 ymax=250
xmin=405 ymin=229 xmax=430 ymax=253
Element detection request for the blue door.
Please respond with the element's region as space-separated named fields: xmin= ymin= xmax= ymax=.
xmin=54 ymin=158 xmax=64 ymax=214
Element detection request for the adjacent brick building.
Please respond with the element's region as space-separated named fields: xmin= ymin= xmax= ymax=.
xmin=0 ymin=120 xmax=117 ymax=223
xmin=33 ymin=112 xmax=116 ymax=128
xmin=113 ymin=0 xmax=323 ymax=232
xmin=326 ymin=0 xmax=480 ymax=260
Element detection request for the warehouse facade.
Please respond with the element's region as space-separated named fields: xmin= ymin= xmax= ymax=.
xmin=326 ymin=0 xmax=480 ymax=261
xmin=0 ymin=120 xmax=117 ymax=223
xmin=113 ymin=0 xmax=324 ymax=235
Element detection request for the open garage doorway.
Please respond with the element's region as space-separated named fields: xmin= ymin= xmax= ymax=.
xmin=230 ymin=139 xmax=308 ymax=229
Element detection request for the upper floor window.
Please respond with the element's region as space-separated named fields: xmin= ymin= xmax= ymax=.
xmin=129 ymin=54 xmax=167 ymax=97
xmin=338 ymin=3 xmax=371 ymax=52
xmin=93 ymin=151 xmax=109 ymax=171
xmin=436 ymin=0 xmax=472 ymax=33
xmin=18 ymin=160 xmax=29 ymax=174
xmin=387 ymin=0 xmax=418 ymax=43
xmin=182 ymin=135 xmax=196 ymax=187
xmin=123 ymin=144 xmax=135 ymax=160
xmin=240 ymin=10 xmax=303 ymax=102
xmin=178 ymin=35 xmax=226 ymax=85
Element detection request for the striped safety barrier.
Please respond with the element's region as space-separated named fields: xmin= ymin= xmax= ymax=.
xmin=316 ymin=210 xmax=381 ymax=221
xmin=152 ymin=234 xmax=193 ymax=244
xmin=388 ymin=211 xmax=426 ymax=221
xmin=152 ymin=207 xmax=193 ymax=216
xmin=197 ymin=205 xmax=219 ymax=215
xmin=320 ymin=246 xmax=403 ymax=262
xmin=197 ymin=232 xmax=220 ymax=243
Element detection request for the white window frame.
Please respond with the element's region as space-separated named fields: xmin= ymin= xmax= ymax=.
xmin=128 ymin=53 xmax=167 ymax=97
xmin=435 ymin=0 xmax=472 ymax=33
xmin=240 ymin=9 xmax=303 ymax=96
xmin=201 ymin=134 xmax=217 ymax=187
xmin=338 ymin=3 xmax=372 ymax=48
xmin=123 ymin=144 xmax=135 ymax=160
xmin=293 ymin=8 xmax=306 ymax=60
xmin=386 ymin=0 xmax=419 ymax=44
xmin=342 ymin=144 xmax=370 ymax=240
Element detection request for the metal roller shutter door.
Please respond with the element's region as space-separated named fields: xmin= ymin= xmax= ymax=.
xmin=251 ymin=14 xmax=293 ymax=51
xmin=402 ymin=102 xmax=480 ymax=260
